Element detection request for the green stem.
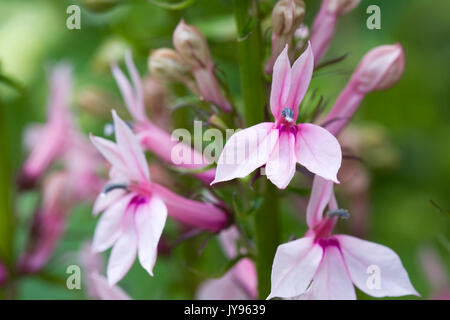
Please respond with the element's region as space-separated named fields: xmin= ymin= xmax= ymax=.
xmin=232 ymin=0 xmax=266 ymax=126
xmin=233 ymin=0 xmax=280 ymax=299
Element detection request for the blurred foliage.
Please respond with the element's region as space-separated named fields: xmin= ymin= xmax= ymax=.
xmin=0 ymin=0 xmax=448 ymax=299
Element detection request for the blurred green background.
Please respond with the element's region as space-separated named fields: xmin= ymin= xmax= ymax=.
xmin=0 ymin=0 xmax=448 ymax=299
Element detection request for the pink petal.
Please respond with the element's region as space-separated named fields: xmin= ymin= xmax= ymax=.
xmin=232 ymin=258 xmax=258 ymax=299
xmin=285 ymin=42 xmax=314 ymax=121
xmin=112 ymin=110 xmax=150 ymax=182
xmin=106 ymin=212 xmax=138 ymax=286
xmin=93 ymin=189 xmax=126 ymax=216
xmin=268 ymin=237 xmax=323 ymax=299
xmin=212 ymin=123 xmax=278 ymax=185
xmin=111 ymin=63 xmax=137 ymax=121
xmin=306 ymin=175 xmax=334 ymax=229
xmin=301 ymin=245 xmax=356 ymax=300
xmin=90 ymin=134 xmax=131 ymax=179
xmin=92 ymin=194 xmax=134 ymax=252
xmin=135 ymin=196 xmax=167 ymax=277
xmin=270 ymin=46 xmax=291 ymax=120
xmin=89 ymin=273 xmax=131 ymax=300
xmin=196 ymin=271 xmax=250 ymax=300
xmin=295 ymin=123 xmax=342 ymax=183
xmin=265 ymin=130 xmax=296 ymax=189
xmin=335 ymin=235 xmax=419 ymax=297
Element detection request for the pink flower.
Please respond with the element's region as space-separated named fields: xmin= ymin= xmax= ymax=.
xmin=310 ymin=0 xmax=361 ymax=64
xmin=212 ymin=44 xmax=342 ymax=189
xmin=0 ymin=261 xmax=7 ymax=286
xmin=321 ymin=44 xmax=405 ymax=136
xmin=111 ymin=51 xmax=216 ymax=184
xmin=88 ymin=273 xmax=132 ymax=300
xmin=268 ymin=175 xmax=418 ymax=299
xmin=21 ymin=64 xmax=73 ymax=185
xmin=90 ymin=111 xmax=227 ymax=285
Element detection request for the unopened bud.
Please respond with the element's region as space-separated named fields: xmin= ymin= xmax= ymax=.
xmin=325 ymin=0 xmax=361 ymax=16
xmin=272 ymin=0 xmax=306 ymax=35
xmin=148 ymin=48 xmax=191 ymax=83
xmin=77 ymin=87 xmax=120 ymax=118
xmin=352 ymin=44 xmax=405 ymax=93
xmin=172 ymin=20 xmax=211 ymax=69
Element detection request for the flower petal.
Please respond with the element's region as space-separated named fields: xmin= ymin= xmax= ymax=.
xmin=301 ymin=245 xmax=356 ymax=300
xmin=212 ymin=123 xmax=278 ymax=185
xmin=270 ymin=46 xmax=291 ymax=120
xmin=335 ymin=235 xmax=419 ymax=297
xmin=135 ymin=196 xmax=167 ymax=277
xmin=89 ymin=272 xmax=131 ymax=300
xmin=106 ymin=212 xmax=138 ymax=286
xmin=90 ymin=134 xmax=131 ymax=179
xmin=285 ymin=42 xmax=314 ymax=121
xmin=92 ymin=194 xmax=134 ymax=252
xmin=268 ymin=237 xmax=323 ymax=299
xmin=295 ymin=123 xmax=342 ymax=183
xmin=196 ymin=270 xmax=250 ymax=300
xmin=112 ymin=110 xmax=150 ymax=182
xmin=93 ymin=189 xmax=126 ymax=216
xmin=124 ymin=51 xmax=145 ymax=122
xmin=265 ymin=130 xmax=296 ymax=189
xmin=306 ymin=175 xmax=334 ymax=229
xmin=111 ymin=63 xmax=137 ymax=121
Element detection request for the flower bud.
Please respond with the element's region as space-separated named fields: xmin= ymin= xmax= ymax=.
xmin=77 ymin=87 xmax=119 ymax=118
xmin=352 ymin=44 xmax=405 ymax=93
xmin=325 ymin=0 xmax=361 ymax=16
xmin=272 ymin=0 xmax=306 ymax=35
xmin=172 ymin=20 xmax=211 ymax=69
xmin=148 ymin=48 xmax=191 ymax=83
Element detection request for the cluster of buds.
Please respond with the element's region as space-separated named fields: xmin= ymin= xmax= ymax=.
xmin=148 ymin=20 xmax=232 ymax=112
xmin=310 ymin=0 xmax=361 ymax=63
xmin=266 ymin=0 xmax=306 ymax=73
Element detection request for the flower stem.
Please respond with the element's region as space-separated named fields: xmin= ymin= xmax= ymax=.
xmin=233 ymin=0 xmax=280 ymax=299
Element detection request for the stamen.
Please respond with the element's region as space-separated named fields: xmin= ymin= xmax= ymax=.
xmin=281 ymin=108 xmax=294 ymax=122
xmin=327 ymin=208 xmax=350 ymax=219
xmin=102 ymin=183 xmax=129 ymax=194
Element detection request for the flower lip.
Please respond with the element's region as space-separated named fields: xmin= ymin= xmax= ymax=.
xmin=318 ymin=237 xmax=339 ymax=249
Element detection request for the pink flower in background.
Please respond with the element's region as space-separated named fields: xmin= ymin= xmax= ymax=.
xmin=321 ymin=44 xmax=405 ymax=136
xmin=21 ymin=64 xmax=73 ymax=185
xmin=111 ymin=51 xmax=216 ymax=184
xmin=0 ymin=261 xmax=7 ymax=286
xmin=419 ymin=247 xmax=450 ymax=300
xmin=197 ymin=226 xmax=257 ymax=300
xmin=268 ymin=175 xmax=418 ymax=300
xmin=90 ymin=110 xmax=227 ymax=285
xmin=213 ymin=44 xmax=342 ymax=189
xmin=310 ymin=0 xmax=361 ymax=64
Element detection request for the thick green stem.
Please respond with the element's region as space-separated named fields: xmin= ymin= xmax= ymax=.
xmin=233 ymin=0 xmax=266 ymax=126
xmin=233 ymin=0 xmax=280 ymax=299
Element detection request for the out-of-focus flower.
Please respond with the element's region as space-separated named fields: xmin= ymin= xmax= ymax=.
xmin=268 ymin=175 xmax=418 ymax=300
xmin=310 ymin=0 xmax=361 ymax=64
xmin=78 ymin=242 xmax=131 ymax=300
xmin=173 ymin=20 xmax=232 ymax=112
xmin=0 ymin=261 xmax=7 ymax=286
xmin=77 ymin=87 xmax=120 ymax=118
xmin=20 ymin=64 xmax=73 ymax=186
xmin=419 ymin=247 xmax=450 ymax=300
xmin=113 ymin=51 xmax=216 ymax=184
xmin=197 ymin=226 xmax=257 ymax=300
xmin=266 ymin=0 xmax=306 ymax=74
xmin=90 ymin=111 xmax=228 ymax=285
xmin=213 ymin=44 xmax=342 ymax=189
xmin=142 ymin=76 xmax=171 ymax=128
xmin=321 ymin=44 xmax=405 ymax=136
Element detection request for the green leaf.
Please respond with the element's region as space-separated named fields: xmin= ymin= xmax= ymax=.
xmin=148 ymin=0 xmax=197 ymax=10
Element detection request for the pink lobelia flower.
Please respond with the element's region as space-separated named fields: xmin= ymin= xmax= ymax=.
xmin=268 ymin=175 xmax=418 ymax=300
xmin=212 ymin=43 xmax=342 ymax=189
xmin=197 ymin=226 xmax=258 ymax=300
xmin=111 ymin=51 xmax=216 ymax=184
xmin=0 ymin=261 xmax=7 ymax=286
xmin=310 ymin=0 xmax=361 ymax=64
xmin=321 ymin=44 xmax=405 ymax=136
xmin=21 ymin=64 xmax=73 ymax=186
xmin=90 ymin=110 xmax=227 ymax=285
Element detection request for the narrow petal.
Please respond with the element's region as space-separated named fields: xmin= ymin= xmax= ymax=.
xmin=306 ymin=175 xmax=334 ymax=229
xmin=270 ymin=46 xmax=291 ymax=120
xmin=212 ymin=123 xmax=278 ymax=185
xmin=265 ymin=130 xmax=296 ymax=189
xmin=93 ymin=189 xmax=126 ymax=216
xmin=295 ymin=123 xmax=342 ymax=183
xmin=112 ymin=110 xmax=150 ymax=182
xmin=90 ymin=134 xmax=131 ymax=179
xmin=335 ymin=235 xmax=419 ymax=297
xmin=106 ymin=212 xmax=138 ymax=286
xmin=111 ymin=63 xmax=137 ymax=120
xmin=268 ymin=237 xmax=323 ymax=299
xmin=135 ymin=196 xmax=167 ymax=277
xmin=124 ymin=51 xmax=146 ymax=122
xmin=285 ymin=42 xmax=314 ymax=121
xmin=89 ymin=273 xmax=131 ymax=300
xmin=196 ymin=271 xmax=249 ymax=300
xmin=92 ymin=194 xmax=134 ymax=252
xmin=301 ymin=245 xmax=356 ymax=300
